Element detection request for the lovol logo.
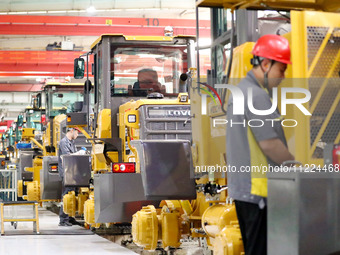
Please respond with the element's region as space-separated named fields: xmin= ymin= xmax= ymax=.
xmin=202 ymin=84 xmax=312 ymax=116
xmin=167 ymin=110 xmax=191 ymax=117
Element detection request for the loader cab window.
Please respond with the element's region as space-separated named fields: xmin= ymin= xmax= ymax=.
xmin=25 ymin=109 xmax=43 ymax=131
xmin=110 ymin=47 xmax=186 ymax=97
xmin=45 ymin=89 xmax=84 ymax=118
xmin=50 ymin=92 xmax=83 ymax=116
xmin=96 ymin=47 xmax=103 ymax=111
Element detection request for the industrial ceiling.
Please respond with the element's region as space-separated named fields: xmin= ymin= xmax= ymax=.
xmin=0 ymin=0 xmax=210 ymax=118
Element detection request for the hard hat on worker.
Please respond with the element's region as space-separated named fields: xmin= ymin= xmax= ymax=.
xmin=252 ymin=34 xmax=292 ymax=65
xmin=67 ymin=127 xmax=80 ymax=132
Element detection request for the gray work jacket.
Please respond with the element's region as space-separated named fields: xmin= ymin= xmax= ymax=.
xmin=58 ymin=136 xmax=77 ymax=179
xmin=226 ymin=71 xmax=287 ymax=207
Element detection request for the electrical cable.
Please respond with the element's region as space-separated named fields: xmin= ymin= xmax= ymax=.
xmin=197 ymin=82 xmax=223 ymax=107
xmin=199 ymin=87 xmax=217 ymax=106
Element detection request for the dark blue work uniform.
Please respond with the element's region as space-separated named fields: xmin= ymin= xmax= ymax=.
xmin=58 ymin=136 xmax=77 ymax=224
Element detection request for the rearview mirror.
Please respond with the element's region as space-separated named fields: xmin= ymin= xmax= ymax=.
xmin=36 ymin=93 xmax=42 ymax=108
xmin=74 ymin=58 xmax=85 ymax=79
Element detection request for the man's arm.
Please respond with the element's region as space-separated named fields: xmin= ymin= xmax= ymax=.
xmin=259 ymin=138 xmax=294 ymax=165
xmin=59 ymin=139 xmax=73 ymax=155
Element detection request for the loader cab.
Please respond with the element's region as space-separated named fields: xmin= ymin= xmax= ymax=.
xmin=14 ymin=114 xmax=24 ymax=143
xmin=5 ymin=126 xmax=14 ymax=149
xmin=90 ymin=35 xmax=195 ymax=112
xmin=24 ymin=107 xmax=45 ymax=132
xmin=24 ymin=93 xmax=45 ymax=132
xmin=41 ymin=82 xmax=85 ymax=152
xmin=83 ymin=35 xmax=196 ymax=164
xmin=75 ymin=35 xmax=197 ymax=225
xmin=0 ymin=134 xmax=5 ymax=153
xmin=42 ymin=83 xmax=85 ymax=120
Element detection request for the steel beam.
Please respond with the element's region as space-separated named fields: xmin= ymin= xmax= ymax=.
xmin=0 ymin=84 xmax=42 ymax=92
xmin=0 ymin=15 xmax=210 ymax=37
xmin=0 ymin=50 xmax=92 ymax=77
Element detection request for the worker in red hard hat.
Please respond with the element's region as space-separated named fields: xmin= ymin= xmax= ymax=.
xmin=226 ymin=34 xmax=295 ymax=255
xmin=251 ymin=34 xmax=292 ymax=94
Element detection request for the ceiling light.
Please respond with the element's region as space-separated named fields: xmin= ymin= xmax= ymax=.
xmin=47 ymin=10 xmax=66 ymax=14
xmin=67 ymin=10 xmax=85 ymax=13
xmin=29 ymin=11 xmax=47 ymax=14
xmin=10 ymin=11 xmax=27 ymax=15
xmin=86 ymin=6 xmax=96 ymax=13
xmin=86 ymin=0 xmax=96 ymax=13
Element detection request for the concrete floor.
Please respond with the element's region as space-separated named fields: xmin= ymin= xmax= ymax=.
xmin=0 ymin=205 xmax=137 ymax=255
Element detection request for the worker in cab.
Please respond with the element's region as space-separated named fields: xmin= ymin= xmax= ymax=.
xmin=132 ymin=69 xmax=164 ymax=96
xmin=226 ymin=34 xmax=295 ymax=255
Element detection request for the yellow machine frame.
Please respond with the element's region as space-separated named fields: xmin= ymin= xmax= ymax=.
xmin=287 ymin=11 xmax=340 ymax=165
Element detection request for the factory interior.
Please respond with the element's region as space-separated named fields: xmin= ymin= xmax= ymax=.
xmin=0 ymin=0 xmax=339 ymax=254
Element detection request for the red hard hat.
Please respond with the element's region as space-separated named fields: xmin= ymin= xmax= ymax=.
xmin=73 ymin=127 xmax=81 ymax=132
xmin=252 ymin=34 xmax=292 ymax=65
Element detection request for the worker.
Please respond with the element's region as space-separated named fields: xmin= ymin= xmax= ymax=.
xmin=58 ymin=127 xmax=81 ymax=227
xmin=226 ymin=34 xmax=295 ymax=255
xmin=132 ymin=69 xmax=162 ymax=96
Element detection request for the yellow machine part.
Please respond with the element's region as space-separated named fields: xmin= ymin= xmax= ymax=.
xmin=25 ymin=167 xmax=33 ymax=173
xmin=32 ymin=157 xmax=43 ymax=182
xmin=133 ymin=202 xmax=192 ymax=250
xmin=159 ymin=200 xmax=182 ymax=211
xmin=228 ymin=42 xmax=255 ymax=83
xmin=106 ymin=151 xmax=118 ymax=165
xmin=96 ymin=109 xmax=112 ymax=139
xmin=91 ymin=144 xmax=110 ymax=172
xmin=84 ymin=192 xmax=95 ymax=225
xmin=63 ymin=191 xmax=76 ymax=218
xmin=27 ymin=180 xmax=40 ymax=201
xmin=124 ymin=109 xmax=139 ymax=129
xmin=180 ymin=200 xmax=193 ymax=215
xmin=21 ymin=128 xmax=35 ymax=140
xmin=91 ymin=34 xmax=195 ymax=51
xmin=132 ymin=205 xmax=158 ymax=251
xmin=190 ymin=189 xmax=214 ymax=218
xmin=53 ymin=114 xmax=66 ymax=153
xmin=201 ymin=204 xmax=238 ymax=238
xmin=287 ymin=11 xmax=340 ymax=164
xmin=93 ymin=109 xmax=113 ymax=171
xmin=214 ymin=225 xmax=244 ymax=255
xmin=92 ymin=153 xmax=110 ymax=172
xmin=161 ymin=210 xmax=181 ymax=249
xmin=159 ymin=200 xmax=191 ymax=236
xmin=24 ymin=157 xmax=43 ymax=201
xmin=30 ymin=137 xmax=44 ymax=152
xmin=196 ymin=0 xmax=340 ymax=12
xmin=119 ymin=94 xmax=191 ymax=163
xmin=77 ymin=188 xmax=89 ymax=215
xmin=17 ymin=180 xmax=23 ymax=197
